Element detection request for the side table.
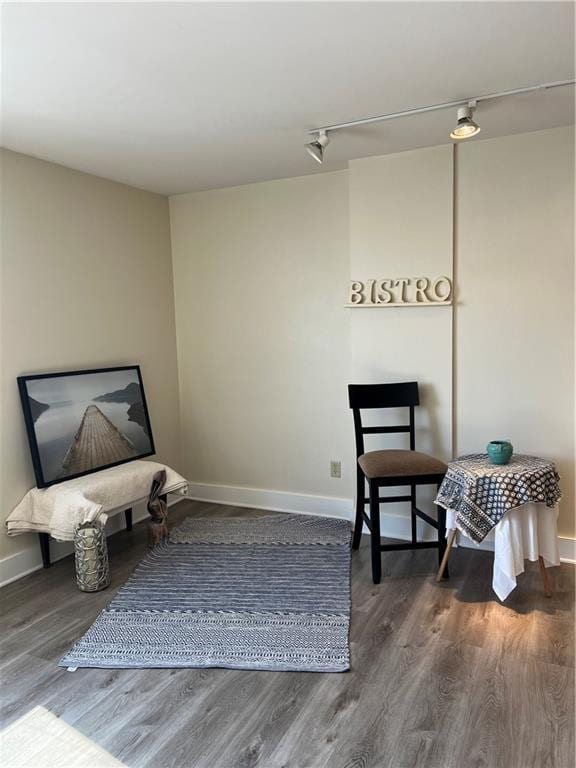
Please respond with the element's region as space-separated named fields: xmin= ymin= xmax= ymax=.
xmin=434 ymin=454 xmax=561 ymax=600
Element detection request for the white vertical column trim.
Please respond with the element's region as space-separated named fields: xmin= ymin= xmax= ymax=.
xmin=451 ymin=143 xmax=458 ymax=460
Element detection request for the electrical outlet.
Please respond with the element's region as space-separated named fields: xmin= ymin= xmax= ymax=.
xmin=330 ymin=460 xmax=341 ymax=479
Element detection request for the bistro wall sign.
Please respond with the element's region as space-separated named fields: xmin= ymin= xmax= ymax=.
xmin=346 ymin=276 xmax=452 ymax=307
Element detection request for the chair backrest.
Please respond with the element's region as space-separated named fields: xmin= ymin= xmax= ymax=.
xmin=348 ymin=382 xmax=419 ymax=457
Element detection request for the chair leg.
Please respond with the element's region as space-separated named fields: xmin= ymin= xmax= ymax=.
xmin=352 ymin=467 xmax=365 ymax=550
xmin=437 ymin=503 xmax=449 ymax=579
xmin=410 ymin=484 xmax=417 ymax=544
xmin=369 ymin=482 xmax=382 ymax=584
xmin=124 ymin=508 xmax=133 ymax=531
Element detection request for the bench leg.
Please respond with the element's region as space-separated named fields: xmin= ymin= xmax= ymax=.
xmin=38 ymin=532 xmax=51 ymax=569
xmin=124 ymin=508 xmax=133 ymax=531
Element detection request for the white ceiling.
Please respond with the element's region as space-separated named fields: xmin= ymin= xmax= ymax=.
xmin=2 ymin=2 xmax=574 ymax=195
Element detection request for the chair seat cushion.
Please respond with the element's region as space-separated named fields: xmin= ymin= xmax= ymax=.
xmin=358 ymin=449 xmax=447 ymax=480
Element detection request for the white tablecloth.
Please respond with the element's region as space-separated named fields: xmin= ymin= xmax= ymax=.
xmin=445 ymin=502 xmax=560 ymax=601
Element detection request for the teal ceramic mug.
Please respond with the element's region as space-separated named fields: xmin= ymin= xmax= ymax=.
xmin=487 ymin=440 xmax=513 ymax=465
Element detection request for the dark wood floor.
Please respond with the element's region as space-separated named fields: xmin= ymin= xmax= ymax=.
xmin=1 ymin=500 xmax=574 ymax=768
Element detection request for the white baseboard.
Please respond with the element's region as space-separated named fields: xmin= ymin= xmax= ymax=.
xmin=3 ymin=485 xmax=573 ymax=587
xmin=559 ymin=537 xmax=576 ymax=564
xmin=187 ymin=481 xmax=576 ymax=563
xmin=188 ymin=482 xmax=353 ymax=520
xmin=0 ymin=496 xmax=185 ymax=588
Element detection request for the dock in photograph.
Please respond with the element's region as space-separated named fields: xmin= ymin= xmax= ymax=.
xmin=62 ymin=405 xmax=138 ymax=474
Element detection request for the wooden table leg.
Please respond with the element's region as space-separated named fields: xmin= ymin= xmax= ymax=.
xmin=436 ymin=528 xmax=457 ymax=582
xmin=538 ymin=556 xmax=552 ymax=598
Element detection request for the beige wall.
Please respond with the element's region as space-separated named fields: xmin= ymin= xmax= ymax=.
xmin=1 ymin=124 xmax=573 ymax=581
xmin=170 ymin=127 xmax=574 ymax=539
xmin=0 ymin=150 xmax=181 ymax=561
xmin=348 ymin=145 xmax=454 ymax=530
xmin=456 ymin=126 xmax=575 ymax=537
xmin=170 ymin=172 xmax=352 ymax=497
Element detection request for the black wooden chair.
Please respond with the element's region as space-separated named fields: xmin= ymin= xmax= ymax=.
xmin=348 ymin=382 xmax=448 ymax=584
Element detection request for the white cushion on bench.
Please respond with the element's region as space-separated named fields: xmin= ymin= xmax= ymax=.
xmin=5 ymin=460 xmax=188 ymax=541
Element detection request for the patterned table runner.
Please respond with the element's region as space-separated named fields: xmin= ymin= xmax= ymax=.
xmin=435 ymin=454 xmax=561 ymax=543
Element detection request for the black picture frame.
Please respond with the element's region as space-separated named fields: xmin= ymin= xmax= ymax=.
xmin=18 ymin=365 xmax=156 ymax=489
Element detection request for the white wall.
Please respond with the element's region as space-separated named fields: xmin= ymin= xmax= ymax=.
xmin=456 ymin=126 xmax=574 ymax=537
xmin=0 ymin=150 xmax=181 ymax=573
xmin=347 ymin=145 xmax=454 ymax=532
xmin=349 ymin=146 xmax=454 ymax=451
xmin=170 ymin=127 xmax=574 ymax=540
xmin=2 ymin=126 xmax=573 ymax=587
xmin=170 ymin=171 xmax=352 ymax=498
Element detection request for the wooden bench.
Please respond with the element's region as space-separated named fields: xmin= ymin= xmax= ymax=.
xmin=38 ymin=495 xmax=167 ymax=568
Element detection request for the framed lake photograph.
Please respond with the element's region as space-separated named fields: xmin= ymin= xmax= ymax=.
xmin=18 ymin=366 xmax=155 ymax=488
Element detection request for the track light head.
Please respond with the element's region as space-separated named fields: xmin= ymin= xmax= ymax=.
xmin=305 ymin=130 xmax=330 ymax=163
xmin=450 ymin=105 xmax=481 ymax=140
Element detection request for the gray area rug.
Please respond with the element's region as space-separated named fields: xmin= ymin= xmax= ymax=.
xmin=59 ymin=513 xmax=351 ymax=672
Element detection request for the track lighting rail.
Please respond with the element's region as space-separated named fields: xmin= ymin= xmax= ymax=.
xmin=308 ymin=79 xmax=575 ymax=135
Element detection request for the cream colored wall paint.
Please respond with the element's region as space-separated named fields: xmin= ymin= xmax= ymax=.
xmin=348 ymin=146 xmax=453 ymax=456
xmin=170 ymin=149 xmax=455 ymax=522
xmin=456 ymin=126 xmax=574 ymax=536
xmin=348 ymin=146 xmax=454 ymax=528
xmin=170 ymin=172 xmax=352 ymax=497
xmin=170 ymin=128 xmax=574 ymax=538
xmin=0 ymin=150 xmax=181 ymax=558
xmin=2 ymin=123 xmax=572 ymax=577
